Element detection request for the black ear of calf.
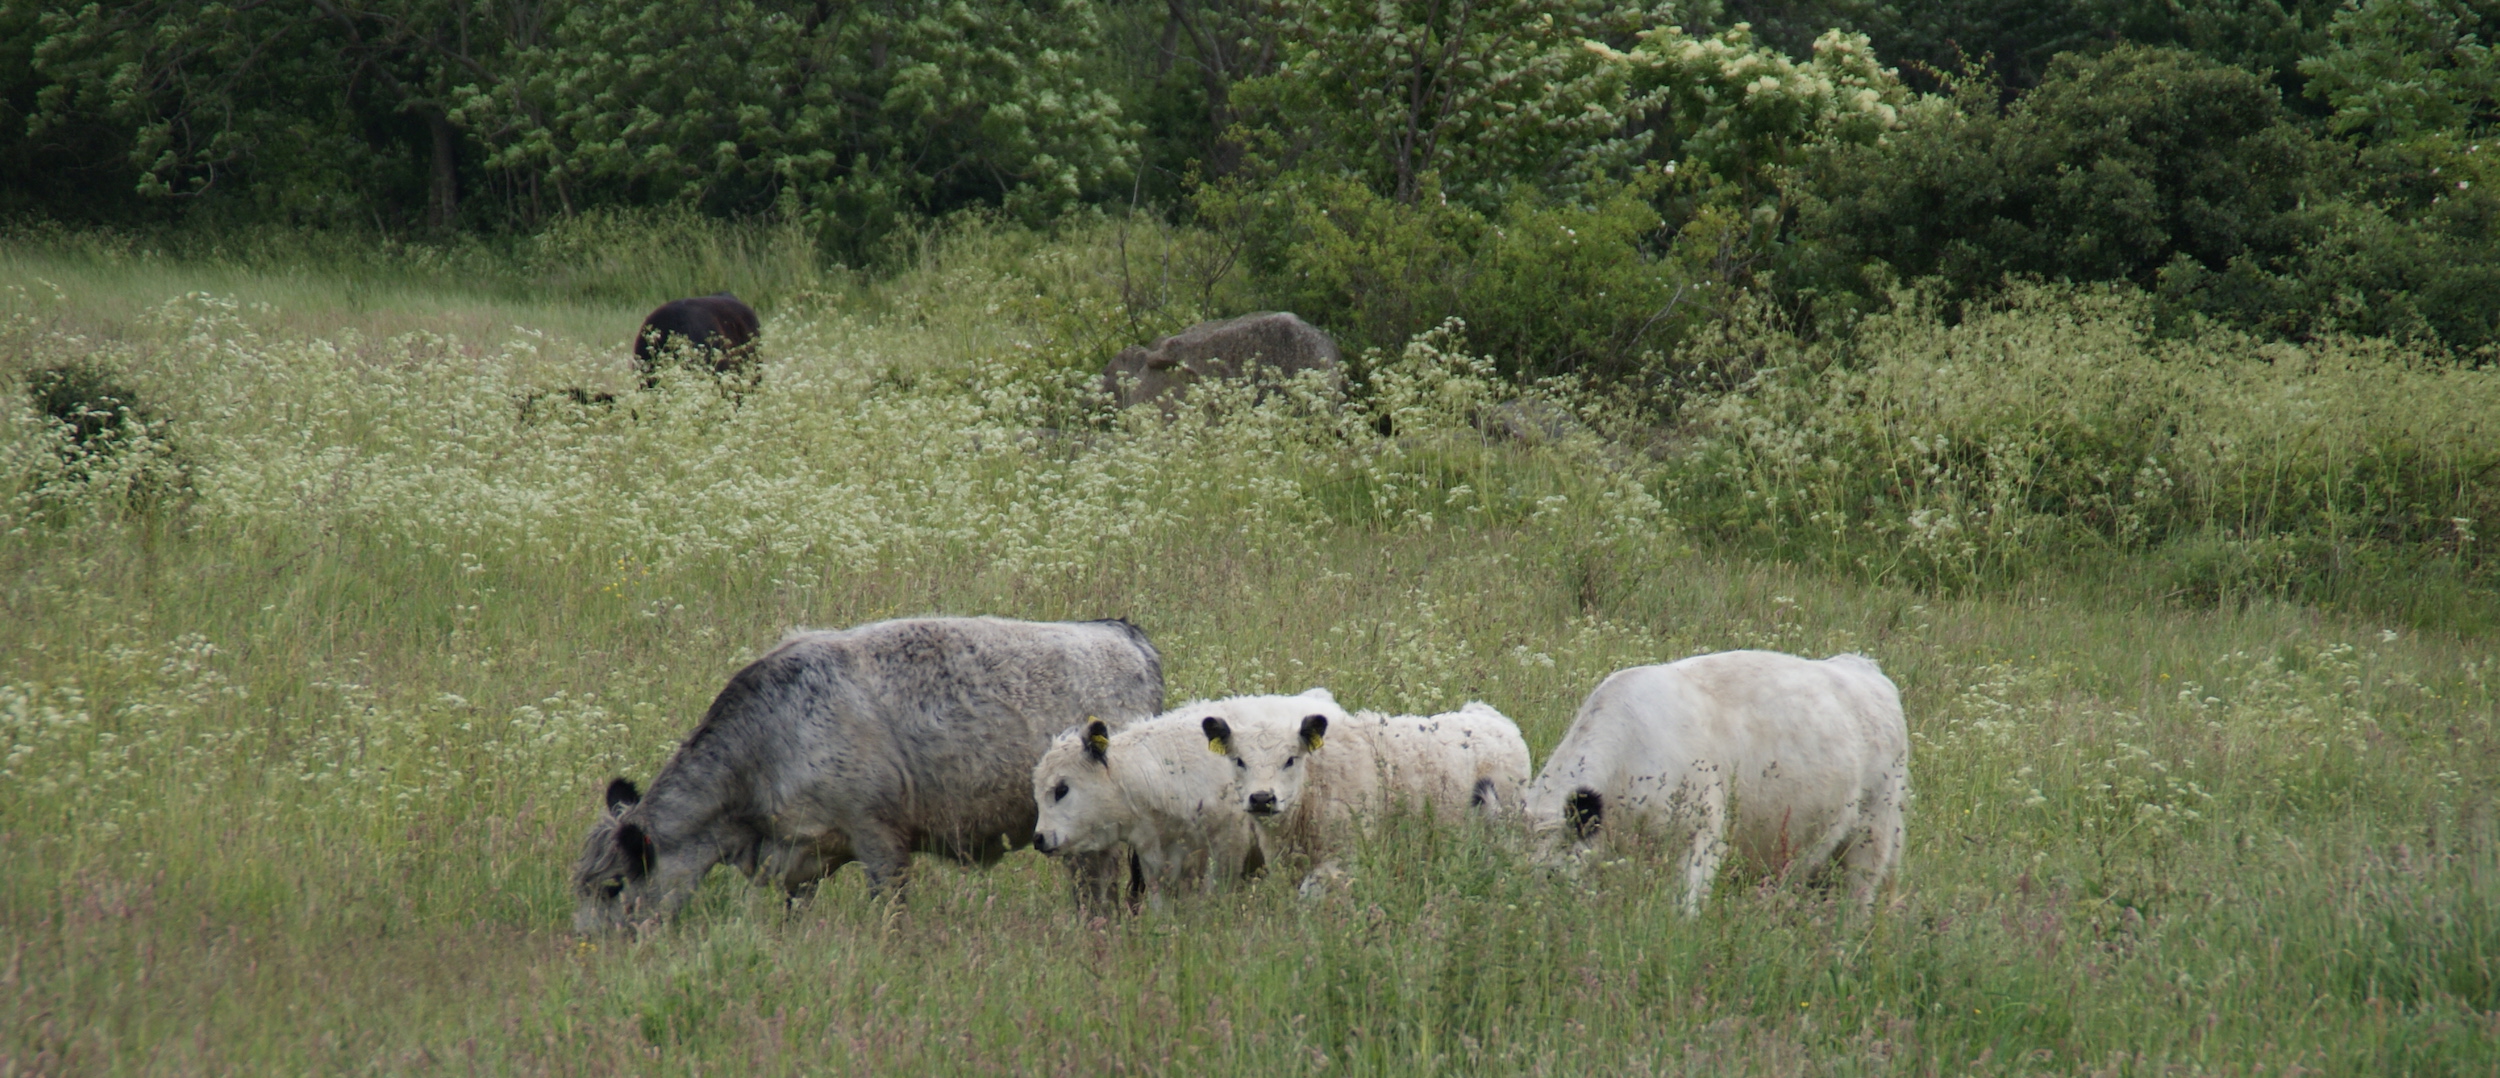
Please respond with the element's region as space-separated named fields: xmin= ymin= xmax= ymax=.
xmin=618 ymin=823 xmax=657 ymax=879
xmin=605 ymin=777 xmax=642 ymax=813
xmin=1085 ymin=719 xmax=1112 ymax=765
xmin=1564 ymin=788 xmax=1605 ymax=839
xmin=1298 ymin=713 xmax=1328 ymax=746
xmin=1202 ymin=716 xmax=1232 ymax=744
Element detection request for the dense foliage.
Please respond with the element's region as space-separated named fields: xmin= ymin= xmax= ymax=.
xmin=4 ymin=0 xmax=2497 ymax=352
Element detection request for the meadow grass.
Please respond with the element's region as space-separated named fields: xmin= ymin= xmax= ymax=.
xmin=1 ymin=221 xmax=2494 ymax=1075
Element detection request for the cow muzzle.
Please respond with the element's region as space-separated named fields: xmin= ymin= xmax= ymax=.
xmin=1032 ymin=832 xmax=1057 ymax=855
xmin=1246 ymin=791 xmax=1279 ymax=817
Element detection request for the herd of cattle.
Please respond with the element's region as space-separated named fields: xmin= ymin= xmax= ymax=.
xmin=570 ymin=616 xmax=1911 ymax=933
xmin=579 ymin=300 xmax=1908 ymax=929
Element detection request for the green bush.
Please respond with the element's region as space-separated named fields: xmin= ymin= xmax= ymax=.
xmin=1790 ymin=39 xmax=2500 ymax=352
xmin=1219 ymin=172 xmax=1743 ymax=385
xmin=1792 ymin=45 xmax=2330 ymax=309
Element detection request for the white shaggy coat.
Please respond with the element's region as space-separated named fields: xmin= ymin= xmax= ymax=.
xmin=1524 ymin=650 xmax=1910 ymax=914
xmin=1207 ymin=690 xmax=1532 ymax=879
xmin=1031 ymin=714 xmax=1264 ymax=900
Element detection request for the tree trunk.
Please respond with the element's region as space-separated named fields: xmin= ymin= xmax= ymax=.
xmin=425 ymin=108 xmax=459 ymax=229
xmin=1157 ymin=9 xmax=1181 ymax=77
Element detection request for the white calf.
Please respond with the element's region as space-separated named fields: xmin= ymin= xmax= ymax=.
xmin=1524 ymin=650 xmax=1909 ymax=914
xmin=1200 ymin=690 xmax=1532 ymax=882
xmin=1031 ymin=716 xmax=1264 ymax=901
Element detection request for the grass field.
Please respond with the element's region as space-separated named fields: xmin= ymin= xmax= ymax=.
xmin=2 ymin=221 xmax=2495 ymax=1075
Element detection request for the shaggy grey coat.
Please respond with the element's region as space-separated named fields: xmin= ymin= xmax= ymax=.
xmin=573 ymin=616 xmax=1163 ymax=932
xmin=1100 ymin=311 xmax=1342 ymax=411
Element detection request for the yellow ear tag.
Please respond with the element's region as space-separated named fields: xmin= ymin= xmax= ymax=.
xmin=1087 ymin=732 xmax=1111 ymax=753
xmin=1208 ymin=736 xmax=1231 ymax=755
xmin=1306 ymin=735 xmax=1325 ymax=752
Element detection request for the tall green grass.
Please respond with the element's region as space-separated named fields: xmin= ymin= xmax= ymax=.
xmin=1675 ymin=286 xmax=2500 ymax=631
xmin=1 ymin=220 xmax=2494 ymax=1075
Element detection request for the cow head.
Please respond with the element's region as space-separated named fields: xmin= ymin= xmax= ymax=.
xmin=570 ymin=776 xmax=693 ymax=934
xmin=1206 ymin=689 xmax=1339 ymax=825
xmin=1032 ymin=719 xmax=1125 ymax=857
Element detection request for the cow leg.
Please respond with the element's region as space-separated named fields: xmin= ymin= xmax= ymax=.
xmin=775 ymin=850 xmax=815 ymax=915
xmin=1203 ymin=835 xmax=1249 ymax=895
xmin=1133 ymin=846 xmax=1181 ymax=911
xmin=1792 ymin=807 xmax=1862 ymax=896
xmin=779 ymin=848 xmax=829 ymax=913
xmin=783 ymin=876 xmax=822 ymax=915
xmin=776 ymin=833 xmax=853 ymax=914
xmin=1296 ymin=859 xmax=1350 ymax=898
xmin=1678 ymin=782 xmax=1730 ymax=917
xmin=1845 ymin=771 xmax=1910 ymax=912
xmin=852 ymin=823 xmax=913 ymax=904
xmin=1063 ymin=849 xmax=1129 ymax=913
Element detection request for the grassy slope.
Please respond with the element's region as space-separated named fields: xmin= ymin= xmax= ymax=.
xmin=1 ymin=226 xmax=2494 ymax=1076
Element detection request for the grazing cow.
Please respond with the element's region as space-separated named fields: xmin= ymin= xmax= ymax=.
xmin=1100 ymin=311 xmax=1342 ymax=412
xmin=633 ymin=293 xmax=761 ymax=388
xmin=1031 ymin=714 xmax=1266 ymax=904
xmin=1199 ymin=690 xmax=1531 ymax=887
xmin=572 ymin=617 xmax=1163 ymax=933
xmin=1523 ymin=650 xmax=1910 ymax=915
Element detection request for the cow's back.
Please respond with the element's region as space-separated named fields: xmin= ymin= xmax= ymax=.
xmin=1346 ymin=704 xmax=1529 ymax=819
xmin=675 ymin=616 xmax=1161 ymax=850
xmin=818 ymin=618 xmax=1161 ymax=826
xmin=1102 ymin=311 xmax=1343 ymax=409
xmin=1537 ymin=652 xmax=1899 ymax=812
xmin=1609 ymin=652 xmax=1901 ymax=855
xmin=634 ymin=293 xmax=762 ymax=373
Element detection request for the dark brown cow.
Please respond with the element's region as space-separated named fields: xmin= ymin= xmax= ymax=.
xmin=633 ymin=293 xmax=762 ymax=388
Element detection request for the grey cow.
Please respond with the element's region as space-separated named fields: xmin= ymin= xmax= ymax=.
xmin=1100 ymin=311 xmax=1342 ymax=412
xmin=572 ymin=616 xmax=1164 ymax=933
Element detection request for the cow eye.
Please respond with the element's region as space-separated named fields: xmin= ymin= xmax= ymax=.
xmin=599 ymin=878 xmax=624 ymax=899
xmin=1050 ymin=779 xmax=1070 ymax=802
xmin=1233 ymin=758 xmax=1246 ymax=769
xmin=1285 ymin=756 xmax=1298 ymax=768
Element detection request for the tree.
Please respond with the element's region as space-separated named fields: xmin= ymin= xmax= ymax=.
xmin=2301 ymin=0 xmax=2500 ymax=142
xmin=1156 ymin=0 xmax=1281 ymax=177
xmin=451 ymin=0 xmax=1138 ymax=246
xmin=1796 ymin=45 xmax=2328 ymax=299
xmin=1232 ymin=0 xmax=1666 ymax=206
xmin=24 ymin=0 xmax=520 ymax=228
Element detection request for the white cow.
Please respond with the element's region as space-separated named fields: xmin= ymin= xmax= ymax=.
xmin=1524 ymin=650 xmax=1909 ymax=915
xmin=1031 ymin=716 xmax=1265 ymax=902
xmin=1201 ymin=689 xmax=1532 ymax=885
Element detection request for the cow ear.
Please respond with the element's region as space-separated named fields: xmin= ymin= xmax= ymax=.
xmin=1202 ymin=716 xmax=1232 ymax=756
xmin=1299 ymin=714 xmax=1328 ymax=752
xmin=1564 ymin=788 xmax=1605 ymax=839
xmin=605 ymin=777 xmax=642 ymax=814
xmin=1084 ymin=719 xmax=1112 ymax=765
xmin=618 ymin=823 xmax=657 ymax=880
